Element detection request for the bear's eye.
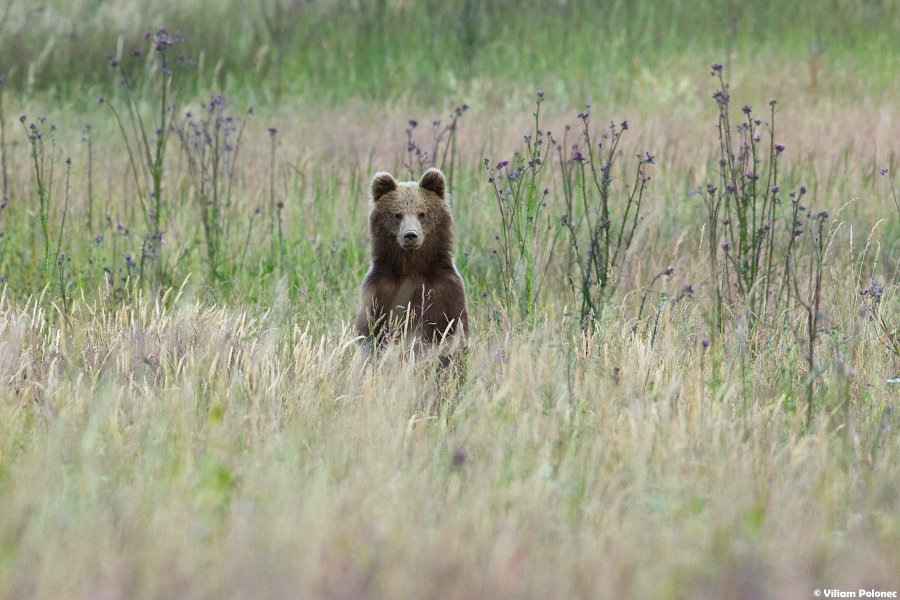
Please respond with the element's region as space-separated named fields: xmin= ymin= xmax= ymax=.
xmin=418 ymin=212 xmax=426 ymax=219
xmin=394 ymin=212 xmax=402 ymax=220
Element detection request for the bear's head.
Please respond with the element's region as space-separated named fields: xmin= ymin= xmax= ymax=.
xmin=368 ymin=168 xmax=452 ymax=258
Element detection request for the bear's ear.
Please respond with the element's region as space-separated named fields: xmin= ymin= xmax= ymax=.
xmin=419 ymin=168 xmax=446 ymax=200
xmin=371 ymin=172 xmax=397 ymax=202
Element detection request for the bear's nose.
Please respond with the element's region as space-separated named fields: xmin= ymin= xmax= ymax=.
xmin=404 ymin=231 xmax=419 ymax=240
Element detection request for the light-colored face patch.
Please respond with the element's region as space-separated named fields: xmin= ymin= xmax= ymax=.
xmin=370 ymin=169 xmax=448 ymax=252
xmin=390 ymin=184 xmax=430 ymax=250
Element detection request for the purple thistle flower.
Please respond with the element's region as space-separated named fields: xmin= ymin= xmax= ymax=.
xmin=644 ymin=151 xmax=654 ymax=164
xmin=742 ymin=104 xmax=752 ymax=115
xmin=154 ymin=28 xmax=176 ymax=52
xmin=879 ymin=167 xmax=888 ymax=176
xmin=663 ymin=266 xmax=675 ymax=276
xmin=861 ymin=279 xmax=884 ymax=302
xmin=682 ymin=283 xmax=695 ymax=295
xmin=701 ymin=337 xmax=711 ymax=348
xmin=775 ymin=144 xmax=785 ymax=153
xmin=711 ymin=63 xmax=723 ymax=73
xmin=771 ymin=184 xmax=779 ymax=193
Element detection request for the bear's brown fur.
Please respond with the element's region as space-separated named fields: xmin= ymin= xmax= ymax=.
xmin=355 ymin=168 xmax=468 ymax=353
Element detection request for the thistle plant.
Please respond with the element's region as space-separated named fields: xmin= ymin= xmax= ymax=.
xmin=101 ymin=28 xmax=190 ymax=284
xmin=879 ymin=167 xmax=899 ymax=216
xmin=703 ymin=63 xmax=787 ymax=332
xmin=267 ymin=126 xmax=284 ymax=266
xmin=558 ymin=109 xmax=653 ymax=325
xmin=19 ymin=115 xmax=58 ymax=272
xmin=788 ymin=207 xmax=836 ymax=426
xmin=860 ymin=279 xmax=898 ymax=358
xmin=175 ymin=94 xmax=251 ymax=282
xmin=483 ymin=91 xmax=553 ymax=319
xmin=404 ymin=103 xmax=469 ymax=196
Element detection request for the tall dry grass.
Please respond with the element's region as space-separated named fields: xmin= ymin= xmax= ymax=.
xmin=0 ymin=285 xmax=896 ymax=599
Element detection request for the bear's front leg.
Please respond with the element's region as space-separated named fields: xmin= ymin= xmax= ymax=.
xmin=356 ymin=275 xmax=398 ymax=344
xmin=421 ymin=269 xmax=469 ymax=345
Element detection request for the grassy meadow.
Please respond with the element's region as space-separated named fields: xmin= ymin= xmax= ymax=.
xmin=0 ymin=1 xmax=898 ymax=598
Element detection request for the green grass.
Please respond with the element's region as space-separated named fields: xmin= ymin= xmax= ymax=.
xmin=1 ymin=0 xmax=899 ymax=104
xmin=0 ymin=1 xmax=898 ymax=598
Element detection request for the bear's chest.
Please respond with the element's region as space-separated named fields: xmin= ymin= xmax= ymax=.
xmin=389 ymin=277 xmax=427 ymax=312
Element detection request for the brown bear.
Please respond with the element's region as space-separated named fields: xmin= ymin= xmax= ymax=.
xmin=355 ymin=168 xmax=468 ymax=355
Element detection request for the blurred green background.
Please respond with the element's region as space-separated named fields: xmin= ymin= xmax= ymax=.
xmin=1 ymin=0 xmax=898 ymax=106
